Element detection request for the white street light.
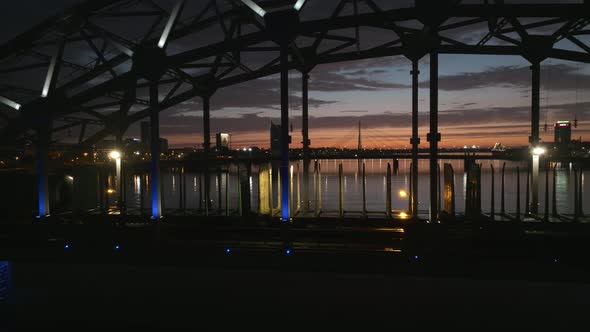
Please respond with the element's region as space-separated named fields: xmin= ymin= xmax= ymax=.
xmin=110 ymin=150 xmax=123 ymax=213
xmin=531 ymin=146 xmax=545 ymax=214
xmin=532 ymin=147 xmax=545 ymax=155
xmin=109 ymin=150 xmax=121 ymax=159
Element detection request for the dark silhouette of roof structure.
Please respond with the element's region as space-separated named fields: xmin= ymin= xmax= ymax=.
xmin=0 ymin=0 xmax=589 ymax=145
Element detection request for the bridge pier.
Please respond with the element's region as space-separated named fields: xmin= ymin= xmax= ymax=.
xmin=149 ymin=83 xmax=162 ymax=219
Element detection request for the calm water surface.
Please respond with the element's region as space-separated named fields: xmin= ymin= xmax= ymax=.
xmin=106 ymin=159 xmax=588 ymax=217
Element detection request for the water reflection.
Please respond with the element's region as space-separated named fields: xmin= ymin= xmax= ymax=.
xmin=114 ymin=159 xmax=587 ymax=216
xmin=134 ymin=175 xmax=140 ymax=195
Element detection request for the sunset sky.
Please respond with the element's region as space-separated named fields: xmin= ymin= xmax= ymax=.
xmin=1 ymin=0 xmax=589 ymax=149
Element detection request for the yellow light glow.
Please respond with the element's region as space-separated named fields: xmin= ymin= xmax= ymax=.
xmin=83 ymin=152 xmax=89 ymax=157
xmin=107 ymin=189 xmax=116 ymax=194
xmin=399 ymin=212 xmax=408 ymax=219
xmin=532 ymin=147 xmax=545 ymax=155
xmin=109 ymin=150 xmax=121 ymax=159
xmin=399 ymin=190 xmax=408 ymax=198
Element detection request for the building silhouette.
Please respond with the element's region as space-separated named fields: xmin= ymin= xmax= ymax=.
xmin=554 ymin=121 xmax=572 ymax=144
xmin=216 ymin=133 xmax=231 ymax=151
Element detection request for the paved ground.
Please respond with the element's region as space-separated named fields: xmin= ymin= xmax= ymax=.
xmin=2 ymin=261 xmax=590 ymax=329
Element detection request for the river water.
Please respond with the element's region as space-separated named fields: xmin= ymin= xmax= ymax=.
xmin=105 ymin=158 xmax=588 ymax=218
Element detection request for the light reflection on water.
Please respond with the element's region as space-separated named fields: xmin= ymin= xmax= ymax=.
xmin=115 ymin=159 xmax=587 ymax=216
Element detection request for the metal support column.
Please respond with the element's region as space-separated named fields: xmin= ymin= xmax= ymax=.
xmin=36 ymin=37 xmax=64 ymax=219
xmin=302 ymin=72 xmax=310 ymax=213
xmin=574 ymin=168 xmax=579 ymax=221
xmin=362 ymin=162 xmax=367 ymax=217
xmin=338 ymin=163 xmax=344 ymax=218
xmin=203 ymin=95 xmax=211 ymax=215
xmin=516 ymin=166 xmax=521 ymax=222
xmin=37 ymin=126 xmax=51 ymax=218
xmin=114 ymin=134 xmax=124 ymax=214
xmin=149 ymin=83 xmax=162 ymax=219
xmin=410 ymin=60 xmax=420 ymax=219
xmin=530 ymin=62 xmax=541 ymax=214
xmin=525 ymin=169 xmax=530 ymax=215
xmin=428 ymin=51 xmax=440 ymax=222
xmin=579 ymin=170 xmax=584 ymax=216
xmin=280 ymin=42 xmax=290 ymax=221
xmin=552 ymin=164 xmax=558 ymax=217
xmin=386 ymin=163 xmax=392 ymax=218
xmin=490 ymin=164 xmax=495 ymax=220
xmin=544 ymin=161 xmax=549 ymax=221
xmin=501 ymin=162 xmax=506 ymax=215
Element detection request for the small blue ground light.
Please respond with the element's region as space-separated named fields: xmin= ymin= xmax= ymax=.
xmin=64 ymin=244 xmax=70 ymax=249
xmin=285 ymin=249 xmax=292 ymax=255
xmin=225 ymin=248 xmax=231 ymax=254
xmin=114 ymin=244 xmax=120 ymax=251
xmin=413 ymin=255 xmax=420 ymax=261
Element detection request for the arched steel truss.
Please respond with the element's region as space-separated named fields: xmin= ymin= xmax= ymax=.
xmin=1 ymin=0 xmax=589 ymax=221
xmin=0 ymin=0 xmax=588 ymax=144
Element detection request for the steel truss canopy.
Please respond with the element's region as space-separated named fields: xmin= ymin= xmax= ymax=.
xmin=0 ymin=0 xmax=589 ymax=145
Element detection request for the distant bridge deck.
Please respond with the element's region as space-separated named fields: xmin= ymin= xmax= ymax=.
xmin=293 ymin=153 xmax=501 ymax=160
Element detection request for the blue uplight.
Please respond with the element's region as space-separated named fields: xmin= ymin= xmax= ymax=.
xmin=64 ymin=244 xmax=70 ymax=249
xmin=225 ymin=248 xmax=231 ymax=254
xmin=114 ymin=245 xmax=120 ymax=251
xmin=281 ymin=168 xmax=289 ymax=221
xmin=151 ymin=165 xmax=161 ymax=219
xmin=38 ymin=191 xmax=47 ymax=217
xmin=285 ymin=249 xmax=292 ymax=255
xmin=413 ymin=255 xmax=420 ymax=261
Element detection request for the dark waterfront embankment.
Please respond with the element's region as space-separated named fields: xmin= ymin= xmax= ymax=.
xmin=3 ymin=215 xmax=590 ymax=279
xmin=2 ymin=216 xmax=590 ymax=329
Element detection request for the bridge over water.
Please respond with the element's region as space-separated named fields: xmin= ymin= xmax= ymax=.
xmin=0 ymin=0 xmax=589 ymax=223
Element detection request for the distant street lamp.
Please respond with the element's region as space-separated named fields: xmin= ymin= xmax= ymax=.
xmin=398 ymin=190 xmax=410 ymax=219
xmin=532 ymin=147 xmax=545 ymax=156
xmin=531 ymin=146 xmax=545 ymax=214
xmin=110 ymin=150 xmax=122 ymax=213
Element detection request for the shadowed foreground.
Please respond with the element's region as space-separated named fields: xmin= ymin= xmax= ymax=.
xmin=2 ymin=257 xmax=590 ymax=329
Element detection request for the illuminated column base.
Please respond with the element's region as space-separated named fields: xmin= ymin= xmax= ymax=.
xmin=37 ymin=127 xmax=50 ymax=219
xmin=531 ymin=154 xmax=540 ymax=214
xmin=150 ymin=84 xmax=162 ymax=219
